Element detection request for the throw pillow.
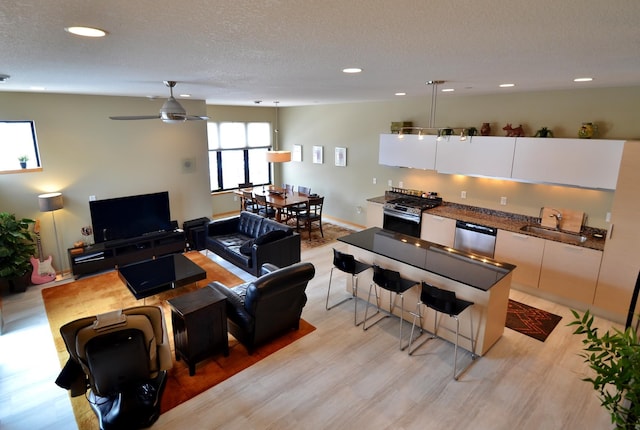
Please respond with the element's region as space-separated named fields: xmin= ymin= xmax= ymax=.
xmin=254 ymin=229 xmax=287 ymax=245
xmin=239 ymin=239 xmax=255 ymax=255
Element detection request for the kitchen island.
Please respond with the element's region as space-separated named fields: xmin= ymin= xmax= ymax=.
xmin=338 ymin=227 xmax=516 ymax=355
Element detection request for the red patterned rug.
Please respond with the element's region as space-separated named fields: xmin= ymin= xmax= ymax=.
xmin=506 ymin=299 xmax=562 ymax=342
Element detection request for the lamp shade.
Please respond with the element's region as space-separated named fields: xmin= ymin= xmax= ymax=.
xmin=38 ymin=192 xmax=64 ymax=212
xmin=265 ymin=150 xmax=292 ymax=163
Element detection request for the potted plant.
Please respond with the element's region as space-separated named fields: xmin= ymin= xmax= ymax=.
xmin=0 ymin=213 xmax=35 ymax=292
xmin=569 ymin=309 xmax=640 ymax=429
xmin=18 ymin=155 xmax=28 ymax=169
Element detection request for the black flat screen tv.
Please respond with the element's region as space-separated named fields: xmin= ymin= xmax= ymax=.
xmin=90 ymin=191 xmax=172 ymax=244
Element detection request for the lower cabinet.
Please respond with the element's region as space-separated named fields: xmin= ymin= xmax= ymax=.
xmin=494 ymin=230 xmax=545 ymax=290
xmin=421 ymin=214 xmax=456 ymax=247
xmin=538 ymin=240 xmax=602 ymax=304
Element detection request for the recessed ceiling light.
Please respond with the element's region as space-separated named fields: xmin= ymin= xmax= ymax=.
xmin=29 ymin=86 xmax=45 ymax=91
xmin=499 ymin=83 xmax=515 ymax=88
xmin=573 ymin=77 xmax=593 ymax=82
xmin=441 ymin=88 xmax=455 ymax=92
xmin=395 ymin=92 xmax=406 ymax=96
xmin=342 ymin=68 xmax=362 ymax=74
xmin=65 ymin=26 xmax=108 ymax=38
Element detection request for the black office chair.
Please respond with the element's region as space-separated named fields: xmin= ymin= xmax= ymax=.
xmin=362 ymin=264 xmax=419 ymax=349
xmin=407 ymin=282 xmax=476 ymax=380
xmin=326 ymin=249 xmax=372 ymax=326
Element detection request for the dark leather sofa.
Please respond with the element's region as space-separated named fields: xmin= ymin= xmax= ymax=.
xmin=205 ymin=211 xmax=301 ymax=277
xmin=209 ymin=262 xmax=315 ymax=354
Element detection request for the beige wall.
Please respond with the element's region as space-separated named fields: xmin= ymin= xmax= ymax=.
xmin=0 ymin=92 xmax=211 ymax=272
xmin=277 ymin=86 xmax=640 ymax=229
xmin=2 ymin=86 xmax=639 ymax=273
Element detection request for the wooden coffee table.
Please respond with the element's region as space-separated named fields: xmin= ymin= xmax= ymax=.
xmin=118 ymin=253 xmax=206 ymax=299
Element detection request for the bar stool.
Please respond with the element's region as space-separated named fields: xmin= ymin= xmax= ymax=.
xmin=407 ymin=281 xmax=476 ymax=380
xmin=326 ymin=249 xmax=372 ymax=326
xmin=362 ymin=264 xmax=419 ymax=350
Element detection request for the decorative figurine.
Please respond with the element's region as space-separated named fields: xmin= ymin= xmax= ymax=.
xmin=502 ymin=123 xmax=524 ymax=137
xmin=534 ymin=127 xmax=554 ymax=138
xmin=578 ymin=122 xmax=596 ymax=139
xmin=467 ymin=127 xmax=478 ymax=136
xmin=480 ymin=122 xmax=491 ymax=136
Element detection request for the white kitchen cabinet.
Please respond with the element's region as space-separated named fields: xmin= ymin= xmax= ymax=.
xmin=435 ymin=136 xmax=516 ymax=178
xmin=379 ymin=134 xmax=437 ymax=170
xmin=366 ymin=201 xmax=384 ymax=228
xmin=494 ymin=230 xmax=545 ymax=290
xmin=511 ymin=138 xmax=625 ymax=189
xmin=420 ymin=213 xmax=456 ymax=247
xmin=593 ymin=141 xmax=640 ymax=320
xmin=538 ymin=240 xmax=602 ymax=304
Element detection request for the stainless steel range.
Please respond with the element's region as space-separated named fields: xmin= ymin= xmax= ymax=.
xmin=383 ymin=188 xmax=442 ymax=237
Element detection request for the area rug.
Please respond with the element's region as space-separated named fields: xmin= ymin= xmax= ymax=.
xmin=41 ymin=251 xmax=316 ymax=430
xmin=299 ymin=221 xmax=356 ymax=250
xmin=506 ymin=299 xmax=562 ymax=342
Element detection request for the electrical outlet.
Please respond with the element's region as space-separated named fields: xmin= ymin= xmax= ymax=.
xmin=461 ymin=191 xmax=467 ymax=199
xmin=233 ymin=195 xmax=238 ymax=201
xmin=399 ymin=181 xmax=404 ymax=188
xmin=89 ymin=195 xmax=96 ymax=201
xmin=372 ymin=177 xmax=377 ymax=185
xmin=606 ymin=212 xmax=611 ymax=222
xmin=388 ymin=179 xmax=393 ymax=187
xmin=500 ymin=196 xmax=507 ymax=205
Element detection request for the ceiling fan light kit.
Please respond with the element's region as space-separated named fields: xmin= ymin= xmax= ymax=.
xmin=110 ymin=81 xmax=209 ymax=123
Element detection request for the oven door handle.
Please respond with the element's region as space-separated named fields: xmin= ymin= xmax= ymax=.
xmin=384 ymin=210 xmax=421 ymax=224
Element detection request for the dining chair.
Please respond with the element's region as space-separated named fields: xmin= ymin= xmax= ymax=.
xmin=254 ymin=194 xmax=276 ymax=218
xmin=407 ymin=281 xmax=476 ymax=380
xmin=242 ymin=190 xmax=258 ymax=213
xmin=297 ymin=186 xmax=311 ymax=195
xmin=295 ymin=196 xmax=324 ymax=239
xmin=281 ymin=184 xmax=294 ymax=193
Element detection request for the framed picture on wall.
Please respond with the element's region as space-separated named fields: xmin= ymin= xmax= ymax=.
xmin=292 ymin=144 xmax=302 ymax=162
xmin=312 ymin=145 xmax=323 ymax=164
xmin=335 ymin=147 xmax=347 ymax=167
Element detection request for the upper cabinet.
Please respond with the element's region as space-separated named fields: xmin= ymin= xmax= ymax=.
xmin=379 ymin=134 xmax=437 ymax=170
xmin=511 ymin=138 xmax=625 ymax=190
xmin=435 ymin=136 xmax=516 ymax=178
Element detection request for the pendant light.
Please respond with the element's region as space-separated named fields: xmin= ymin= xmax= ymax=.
xmin=266 ymin=101 xmax=291 ymax=162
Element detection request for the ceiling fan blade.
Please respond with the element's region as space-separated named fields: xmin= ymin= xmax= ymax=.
xmin=185 ymin=115 xmax=210 ymax=121
xmin=110 ymin=115 xmax=161 ymax=120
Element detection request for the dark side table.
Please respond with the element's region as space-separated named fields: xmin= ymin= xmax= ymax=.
xmin=167 ymin=287 xmax=228 ymax=376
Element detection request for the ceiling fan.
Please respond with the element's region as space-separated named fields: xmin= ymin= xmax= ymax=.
xmin=109 ymin=81 xmax=209 ymax=123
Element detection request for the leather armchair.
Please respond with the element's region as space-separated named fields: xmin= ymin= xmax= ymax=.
xmin=209 ymin=262 xmax=315 ymax=354
xmin=56 ymin=306 xmax=173 ymax=430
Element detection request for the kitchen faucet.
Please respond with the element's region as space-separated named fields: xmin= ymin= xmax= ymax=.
xmin=549 ymin=208 xmax=563 ymax=229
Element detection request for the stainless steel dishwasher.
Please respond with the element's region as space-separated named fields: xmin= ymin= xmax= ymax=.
xmin=453 ymin=220 xmax=497 ymax=258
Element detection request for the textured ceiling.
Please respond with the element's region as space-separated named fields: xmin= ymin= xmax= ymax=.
xmin=1 ymin=0 xmax=639 ymax=106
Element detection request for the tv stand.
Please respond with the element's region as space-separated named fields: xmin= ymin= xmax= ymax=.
xmin=68 ymin=230 xmax=186 ymax=277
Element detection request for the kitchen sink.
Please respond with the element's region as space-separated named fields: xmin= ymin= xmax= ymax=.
xmin=520 ymin=224 xmax=587 ymax=244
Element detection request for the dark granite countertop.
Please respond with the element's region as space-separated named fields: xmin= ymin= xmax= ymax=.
xmin=339 ymin=227 xmax=515 ymax=291
xmin=367 ymin=196 xmax=607 ymax=251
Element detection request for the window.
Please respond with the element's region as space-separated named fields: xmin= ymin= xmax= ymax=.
xmin=0 ymin=121 xmax=42 ymax=172
xmin=207 ymin=122 xmax=271 ymax=192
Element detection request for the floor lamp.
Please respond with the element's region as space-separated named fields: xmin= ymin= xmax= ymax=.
xmin=38 ymin=192 xmax=64 ymax=279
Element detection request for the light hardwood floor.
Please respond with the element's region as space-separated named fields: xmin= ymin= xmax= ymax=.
xmin=0 ymin=241 xmax=616 ymax=429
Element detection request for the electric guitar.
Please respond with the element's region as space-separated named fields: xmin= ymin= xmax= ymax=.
xmin=30 ymin=219 xmax=56 ymax=284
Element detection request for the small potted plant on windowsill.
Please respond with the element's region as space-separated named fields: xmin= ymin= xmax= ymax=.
xmin=18 ymin=155 xmax=28 ymax=169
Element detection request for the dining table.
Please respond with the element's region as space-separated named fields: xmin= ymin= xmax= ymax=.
xmin=236 ymin=186 xmax=310 ymax=223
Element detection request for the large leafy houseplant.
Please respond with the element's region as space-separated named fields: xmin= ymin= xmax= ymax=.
xmin=569 ymin=309 xmax=640 ymax=429
xmin=0 ymin=213 xmax=35 ymax=289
